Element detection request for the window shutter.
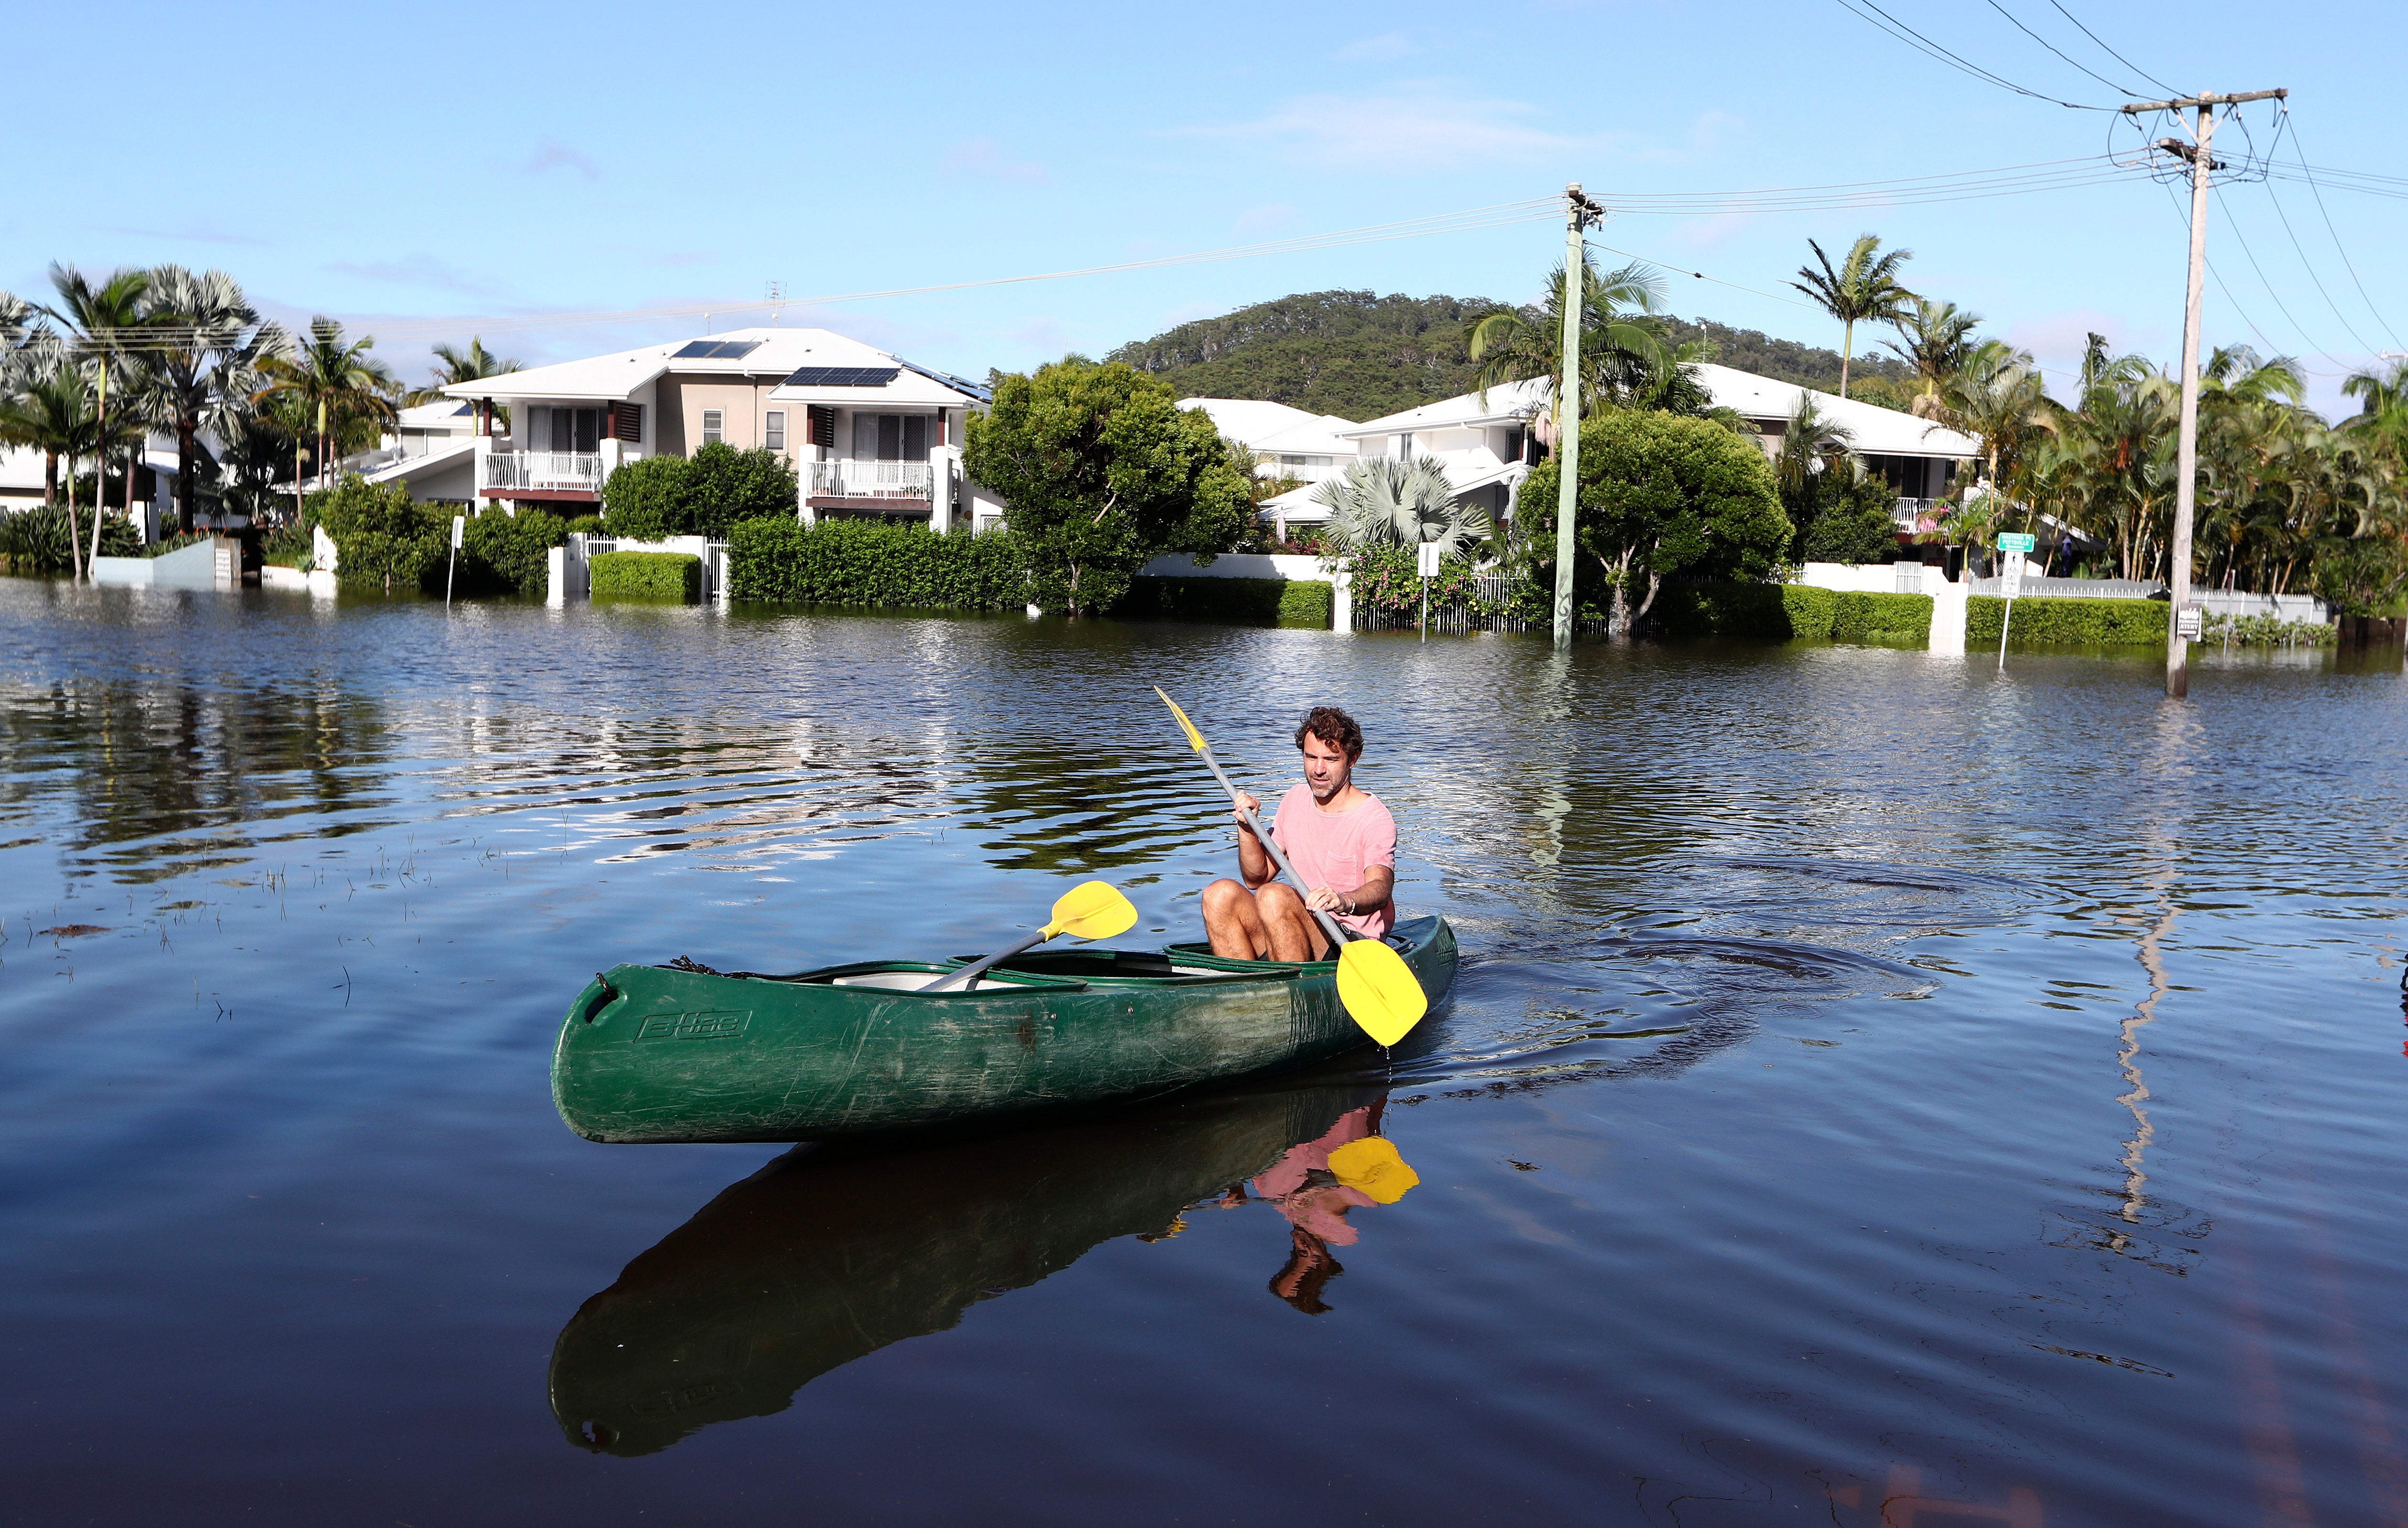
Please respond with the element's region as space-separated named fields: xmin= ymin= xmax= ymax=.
xmin=806 ymin=405 xmax=836 ymax=447
xmin=903 ymin=415 xmax=927 ymax=461
xmin=614 ymin=404 xmax=643 ymax=443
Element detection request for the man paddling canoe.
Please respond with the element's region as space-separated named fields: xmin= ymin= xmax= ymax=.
xmin=1202 ymin=706 xmax=1395 ymax=961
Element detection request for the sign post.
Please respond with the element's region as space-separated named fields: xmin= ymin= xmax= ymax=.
xmin=1417 ymin=539 xmax=1441 ymax=642
xmin=446 ymin=514 xmax=465 ymax=610
xmin=1996 ymin=531 xmax=2034 ymax=673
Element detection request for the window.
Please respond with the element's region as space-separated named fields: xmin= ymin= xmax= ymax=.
xmin=1396 ymin=432 xmax=1414 ymax=458
xmin=702 ymin=409 xmax=723 ymax=446
xmin=531 ymin=406 xmax=601 ymax=453
xmin=852 ymin=413 xmax=933 ymax=462
xmin=765 ymin=411 xmax=785 ymax=452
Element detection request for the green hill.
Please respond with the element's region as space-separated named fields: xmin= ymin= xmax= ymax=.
xmin=1104 ymin=290 xmax=1910 ymax=421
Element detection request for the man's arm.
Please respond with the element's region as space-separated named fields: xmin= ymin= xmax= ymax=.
xmin=1233 ymin=791 xmax=1275 ymax=888
xmin=1304 ymin=864 xmax=1392 ymax=917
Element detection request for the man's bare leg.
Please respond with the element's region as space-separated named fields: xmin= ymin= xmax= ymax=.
xmin=1202 ymin=878 xmax=1329 ymax=961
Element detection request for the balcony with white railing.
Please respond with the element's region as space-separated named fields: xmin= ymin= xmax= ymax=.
xmin=480 ymin=450 xmax=608 ymax=498
xmin=808 ymin=458 xmax=933 ymax=503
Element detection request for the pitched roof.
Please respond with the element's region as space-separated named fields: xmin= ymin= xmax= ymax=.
xmin=1178 ymin=398 xmax=1357 ymax=457
xmin=1337 ymin=367 xmax=1979 ymax=459
xmin=441 ymin=327 xmax=986 ymax=407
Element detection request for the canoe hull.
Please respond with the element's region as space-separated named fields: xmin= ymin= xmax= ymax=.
xmin=551 ymin=915 xmax=1457 ymax=1144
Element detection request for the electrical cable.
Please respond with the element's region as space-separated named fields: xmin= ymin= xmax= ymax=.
xmin=1825 ymin=0 xmax=2113 ymax=110
xmin=2042 ymin=0 xmax=2180 ymax=96
xmin=1978 ymin=0 xmax=2146 ymax=97
xmin=2255 ymin=168 xmax=2380 ymax=357
xmin=2214 ymin=196 xmax=2354 ymax=371
xmin=2281 ymin=112 xmax=2408 ymax=351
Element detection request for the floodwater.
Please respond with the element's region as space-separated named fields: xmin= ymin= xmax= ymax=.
xmin=2 ymin=579 xmax=2403 ymax=1528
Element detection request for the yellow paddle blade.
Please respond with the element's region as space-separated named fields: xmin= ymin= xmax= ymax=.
xmin=1153 ymin=687 xmax=1208 ymax=753
xmin=1334 ymin=937 xmax=1427 ymax=1046
xmin=1043 ymin=880 xmax=1137 ymax=942
xmin=1326 ymin=1136 xmax=1419 ymax=1205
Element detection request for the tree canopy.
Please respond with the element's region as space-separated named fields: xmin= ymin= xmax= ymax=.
xmin=1513 ymin=410 xmax=1791 ymax=637
xmin=965 ymin=358 xmax=1250 ymax=614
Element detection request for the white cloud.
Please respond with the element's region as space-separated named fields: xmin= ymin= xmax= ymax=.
xmin=326 ymin=253 xmax=501 ymax=298
xmin=1179 ymin=86 xmax=1591 ymax=174
xmin=521 ymin=140 xmax=599 ymax=179
xmin=939 ymin=138 xmax=1051 ymax=186
xmin=1234 ymin=203 xmax=1301 ymax=236
xmin=1335 ymin=31 xmax=1419 ymax=62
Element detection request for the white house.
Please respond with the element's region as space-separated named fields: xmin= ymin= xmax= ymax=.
xmin=1177 ymin=398 xmax=1357 ymax=485
xmin=1255 ymin=365 xmax=1980 ymax=538
xmin=441 ymin=326 xmax=1000 ymax=530
xmin=1 ymin=436 xmax=189 ymax=539
xmin=354 ymin=399 xmax=482 ymax=503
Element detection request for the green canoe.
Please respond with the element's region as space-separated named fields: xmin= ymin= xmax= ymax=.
xmin=552 ymin=1076 xmax=1390 ymax=1455
xmin=551 ymin=915 xmax=1456 ymax=1144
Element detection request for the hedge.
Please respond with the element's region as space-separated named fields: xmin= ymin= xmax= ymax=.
xmin=725 ymin=517 xmax=1028 ymax=610
xmin=1120 ymin=575 xmax=1333 ymax=628
xmin=1967 ymin=594 xmax=2166 ymax=646
xmin=591 ymin=550 xmax=700 ymax=602
xmin=1652 ymin=583 xmax=1932 ymax=642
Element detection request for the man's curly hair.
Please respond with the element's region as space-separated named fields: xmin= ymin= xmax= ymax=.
xmin=1294 ymin=705 xmax=1364 ymax=762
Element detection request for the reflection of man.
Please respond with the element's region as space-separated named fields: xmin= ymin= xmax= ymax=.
xmin=1239 ymin=1103 xmax=1386 ymax=1315
xmin=1201 ymin=706 xmax=1395 ymax=962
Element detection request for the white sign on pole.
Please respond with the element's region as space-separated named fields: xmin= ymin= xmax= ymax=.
xmin=1416 ymin=541 xmax=1442 ymax=578
xmin=2000 ymin=548 xmax=2026 ymax=600
xmin=2177 ymin=604 xmax=2203 ymax=640
xmin=451 ymin=515 xmax=466 ymax=549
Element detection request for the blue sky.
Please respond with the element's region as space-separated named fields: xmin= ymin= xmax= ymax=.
xmin=9 ymin=0 xmax=2401 ymax=419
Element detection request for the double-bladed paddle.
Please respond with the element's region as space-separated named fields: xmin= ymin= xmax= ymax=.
xmin=924 ymin=880 xmax=1138 ymax=992
xmin=1153 ymin=688 xmax=1428 ymax=1047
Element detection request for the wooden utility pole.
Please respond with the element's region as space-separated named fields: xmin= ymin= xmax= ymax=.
xmin=2122 ymin=88 xmax=2285 ymax=698
xmin=1552 ymin=184 xmax=1604 ymax=649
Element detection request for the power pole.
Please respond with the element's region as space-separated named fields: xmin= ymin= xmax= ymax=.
xmin=2122 ymin=88 xmax=2285 ymax=698
xmin=1552 ymin=184 xmax=1605 ymax=649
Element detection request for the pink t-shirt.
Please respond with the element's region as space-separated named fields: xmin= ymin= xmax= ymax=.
xmin=1270 ymin=783 xmax=1396 ymax=939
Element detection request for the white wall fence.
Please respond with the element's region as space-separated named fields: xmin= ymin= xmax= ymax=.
xmin=1793 ymin=560 xmax=1969 ymax=654
xmin=548 ymin=533 xmax=729 ymax=605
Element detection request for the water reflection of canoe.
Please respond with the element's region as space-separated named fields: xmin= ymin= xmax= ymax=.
xmin=551 ymin=915 xmax=1456 ymax=1144
xmin=549 ymin=1079 xmax=1386 ymax=1457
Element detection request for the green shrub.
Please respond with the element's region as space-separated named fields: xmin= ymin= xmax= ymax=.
xmin=591 ymin=550 xmax=700 ymax=602
xmin=600 ymin=445 xmax=795 ymax=540
xmin=1968 ymin=595 xmax=2166 ymax=645
xmin=726 ymin=517 xmax=1028 ymax=610
xmin=2200 ymin=613 xmax=2335 ymax=647
xmin=260 ymin=515 xmax=314 ymax=569
xmin=0 ymin=506 xmax=140 ymax=573
xmin=683 ymin=442 xmax=796 ymax=537
xmin=143 ymin=530 xmax=211 ymax=560
xmin=564 ymin=514 xmax=605 ymax=535
xmin=1650 ymin=583 xmax=1931 ymax=642
xmin=1279 ymin=579 xmax=1334 ymax=628
xmin=313 ymin=475 xmax=444 ymax=591
xmin=459 ymin=506 xmax=565 ymax=595
xmin=1122 ymin=575 xmax=1332 ymax=627
xmin=600 ymin=455 xmax=685 ymax=541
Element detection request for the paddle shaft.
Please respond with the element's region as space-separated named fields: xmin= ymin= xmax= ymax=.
xmin=924 ymin=928 xmax=1047 ymax=992
xmin=1189 ymin=744 xmax=1354 ymax=952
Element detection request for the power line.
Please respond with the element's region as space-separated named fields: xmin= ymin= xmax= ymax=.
xmin=2255 ymin=175 xmax=2379 ymax=356
xmin=2042 ymin=0 xmax=2179 ymax=96
xmin=2214 ymin=196 xmax=2354 ymax=372
xmin=2281 ymin=112 xmax=2408 ymax=351
xmin=1826 ymin=0 xmax=2114 ymax=110
xmin=1978 ymin=0 xmax=2145 ymax=97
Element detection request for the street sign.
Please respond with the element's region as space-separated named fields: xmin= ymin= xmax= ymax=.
xmin=1416 ymin=541 xmax=1442 ymax=578
xmin=451 ymin=515 xmax=466 ymax=549
xmin=2000 ymin=548 xmax=2026 ymax=599
xmin=2177 ymin=604 xmax=2203 ymax=640
xmin=1997 ymin=531 xmax=2036 ymax=553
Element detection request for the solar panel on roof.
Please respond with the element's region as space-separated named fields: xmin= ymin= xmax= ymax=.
xmin=780 ymin=366 xmax=901 ymax=387
xmin=672 ymin=339 xmax=764 ymax=360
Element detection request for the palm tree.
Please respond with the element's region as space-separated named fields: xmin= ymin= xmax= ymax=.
xmin=40 ymin=264 xmax=150 ymax=574
xmin=1882 ymin=299 xmax=1982 ymax=419
xmin=1789 ymin=235 xmax=1914 ymax=399
xmin=406 ymin=337 xmax=521 ymax=407
xmin=0 ymin=360 xmax=103 ymax=578
xmin=255 ymin=317 xmax=398 ymax=498
xmin=1313 ymin=456 xmax=1492 ymax=556
xmin=1932 ymin=342 xmax=2055 ymax=564
xmin=1775 ymin=394 xmax=1861 ymax=497
xmin=1468 ymin=255 xmax=1673 ymax=442
xmin=143 ymin=267 xmax=289 ymax=534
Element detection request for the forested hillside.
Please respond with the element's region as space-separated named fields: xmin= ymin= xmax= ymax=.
xmin=1102 ymin=291 xmax=1513 ymax=420
xmin=1105 ymin=290 xmax=1908 ymax=421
